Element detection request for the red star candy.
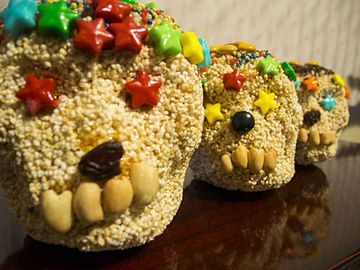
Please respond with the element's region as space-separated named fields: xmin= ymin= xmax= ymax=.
xmin=303 ymin=76 xmax=319 ymax=92
xmin=73 ymin=18 xmax=114 ymax=58
xmin=16 ymin=74 xmax=58 ymax=115
xmin=124 ymin=70 xmax=162 ymax=108
xmin=223 ymin=69 xmax=247 ymax=92
xmin=108 ymin=16 xmax=148 ymax=54
xmin=95 ymin=0 xmax=131 ymax=23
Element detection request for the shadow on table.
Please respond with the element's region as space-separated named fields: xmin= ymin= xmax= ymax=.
xmin=1 ymin=165 xmax=330 ymax=270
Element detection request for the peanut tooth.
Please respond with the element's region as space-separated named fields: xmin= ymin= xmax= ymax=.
xmin=248 ymin=147 xmax=264 ymax=173
xmin=231 ymin=144 xmax=248 ymax=168
xmin=263 ymin=150 xmax=277 ymax=172
xmin=298 ymin=128 xmax=308 ymax=143
xmin=308 ymin=130 xmax=320 ymax=145
xmin=221 ymin=154 xmax=233 ymax=172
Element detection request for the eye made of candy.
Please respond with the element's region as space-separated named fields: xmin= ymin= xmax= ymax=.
xmin=232 ymin=111 xmax=255 ymax=133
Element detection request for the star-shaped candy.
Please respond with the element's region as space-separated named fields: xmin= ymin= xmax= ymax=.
xmin=303 ymin=76 xmax=319 ymax=92
xmin=344 ymin=86 xmax=350 ymax=99
xmin=332 ymin=74 xmax=345 ymax=88
xmin=108 ymin=16 xmax=148 ymax=54
xmin=124 ymin=70 xmax=162 ymax=108
xmin=0 ymin=0 xmax=37 ymax=37
xmin=16 ymin=74 xmax=58 ymax=115
xmin=73 ymin=18 xmax=114 ymax=58
xmin=205 ymin=103 xmax=224 ymax=125
xmin=38 ymin=0 xmax=80 ymax=39
xmin=223 ymin=69 xmax=247 ymax=92
xmin=95 ymin=0 xmax=131 ymax=23
xmin=321 ymin=94 xmax=335 ymax=110
xmin=197 ymin=37 xmax=211 ymax=69
xmin=148 ymin=19 xmax=183 ymax=57
xmin=254 ymin=90 xmax=277 ymax=114
xmin=257 ymin=56 xmax=280 ymax=76
xmin=180 ymin=32 xmax=204 ymax=65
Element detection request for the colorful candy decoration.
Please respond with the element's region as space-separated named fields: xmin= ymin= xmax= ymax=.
xmin=209 ymin=45 xmax=237 ymax=55
xmin=281 ymin=62 xmax=296 ymax=81
xmin=257 ymin=55 xmax=279 ymax=76
xmin=95 ymin=0 xmax=131 ymax=23
xmin=344 ymin=86 xmax=350 ymax=99
xmin=73 ymin=18 xmax=114 ymax=58
xmin=303 ymin=76 xmax=319 ymax=93
xmin=0 ymin=0 xmax=38 ymax=37
xmin=233 ymin=41 xmax=256 ymax=52
xmin=223 ymin=69 xmax=246 ymax=92
xmin=180 ymin=32 xmax=204 ymax=65
xmin=305 ymin=61 xmax=319 ymax=66
xmin=231 ymin=111 xmax=255 ymax=133
xmin=205 ymin=103 xmax=224 ymax=125
xmin=148 ymin=19 xmax=182 ymax=57
xmin=294 ymin=79 xmax=300 ymax=89
xmin=38 ymin=0 xmax=80 ymax=39
xmin=108 ymin=16 xmax=148 ymax=54
xmin=15 ymin=74 xmax=58 ymax=115
xmin=332 ymin=74 xmax=345 ymax=88
xmin=197 ymin=38 xmax=211 ymax=69
xmin=124 ymin=70 xmax=162 ymax=108
xmin=254 ymin=90 xmax=276 ymax=114
xmin=321 ymin=94 xmax=335 ymax=110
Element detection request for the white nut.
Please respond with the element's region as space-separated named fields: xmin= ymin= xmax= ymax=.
xmin=130 ymin=163 xmax=159 ymax=205
xmin=103 ymin=178 xmax=133 ymax=214
xmin=73 ymin=182 xmax=104 ymax=223
xmin=41 ymin=190 xmax=73 ymax=233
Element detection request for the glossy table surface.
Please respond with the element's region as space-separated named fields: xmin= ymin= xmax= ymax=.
xmin=1 ymin=140 xmax=360 ymax=270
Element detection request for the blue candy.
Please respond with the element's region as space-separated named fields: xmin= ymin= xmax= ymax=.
xmin=0 ymin=0 xmax=38 ymax=37
xmin=197 ymin=38 xmax=211 ymax=69
xmin=294 ymin=79 xmax=300 ymax=89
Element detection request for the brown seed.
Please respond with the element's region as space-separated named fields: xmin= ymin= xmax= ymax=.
xmin=308 ymin=130 xmax=320 ymax=145
xmin=231 ymin=144 xmax=248 ymax=168
xmin=264 ymin=150 xmax=277 ymax=171
xmin=221 ymin=154 xmax=233 ymax=172
xmin=73 ymin=182 xmax=104 ymax=223
xmin=103 ymin=178 xmax=133 ymax=214
xmin=248 ymin=147 xmax=264 ymax=173
xmin=298 ymin=128 xmax=308 ymax=143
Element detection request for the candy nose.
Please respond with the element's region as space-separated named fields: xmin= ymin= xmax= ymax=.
xmin=232 ymin=111 xmax=255 ymax=133
xmin=303 ymin=110 xmax=321 ymax=126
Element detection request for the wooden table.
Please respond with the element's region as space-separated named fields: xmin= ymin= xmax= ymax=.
xmin=1 ymin=141 xmax=360 ymax=270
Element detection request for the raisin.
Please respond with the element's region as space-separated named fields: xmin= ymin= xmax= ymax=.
xmin=78 ymin=140 xmax=124 ymax=181
xmin=303 ymin=110 xmax=321 ymax=126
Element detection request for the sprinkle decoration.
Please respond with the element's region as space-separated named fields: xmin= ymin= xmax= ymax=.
xmin=0 ymin=0 xmax=38 ymax=37
xmin=38 ymin=0 xmax=80 ymax=39
xmin=197 ymin=38 xmax=211 ymax=69
xmin=124 ymin=70 xmax=162 ymax=108
xmin=233 ymin=41 xmax=256 ymax=52
xmin=95 ymin=0 xmax=132 ymax=23
xmin=73 ymin=18 xmax=114 ymax=58
xmin=281 ymin=62 xmax=296 ymax=81
xmin=16 ymin=74 xmax=58 ymax=115
xmin=254 ymin=90 xmax=277 ymax=114
xmin=321 ymin=94 xmax=335 ymax=110
xmin=257 ymin=55 xmax=280 ymax=76
xmin=223 ymin=69 xmax=246 ymax=92
xmin=332 ymin=74 xmax=345 ymax=88
xmin=148 ymin=19 xmax=183 ymax=57
xmin=180 ymin=32 xmax=204 ymax=65
xmin=205 ymin=103 xmax=224 ymax=125
xmin=303 ymin=76 xmax=319 ymax=93
xmin=344 ymin=86 xmax=350 ymax=99
xmin=108 ymin=16 xmax=148 ymax=54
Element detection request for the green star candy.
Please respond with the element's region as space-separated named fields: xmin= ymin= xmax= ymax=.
xmin=257 ymin=55 xmax=280 ymax=76
xmin=38 ymin=0 xmax=80 ymax=39
xmin=148 ymin=19 xmax=182 ymax=57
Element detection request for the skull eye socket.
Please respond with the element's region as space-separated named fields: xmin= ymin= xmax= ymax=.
xmin=232 ymin=111 xmax=255 ymax=133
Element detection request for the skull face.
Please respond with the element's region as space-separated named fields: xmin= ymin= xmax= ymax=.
xmin=291 ymin=63 xmax=350 ymax=165
xmin=190 ymin=46 xmax=302 ymax=191
xmin=0 ymin=23 xmax=204 ymax=250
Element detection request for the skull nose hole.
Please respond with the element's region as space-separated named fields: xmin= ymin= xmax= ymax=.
xmin=303 ymin=110 xmax=321 ymax=126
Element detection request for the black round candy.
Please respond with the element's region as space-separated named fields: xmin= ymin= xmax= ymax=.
xmin=232 ymin=111 xmax=255 ymax=133
xmin=303 ymin=110 xmax=321 ymax=126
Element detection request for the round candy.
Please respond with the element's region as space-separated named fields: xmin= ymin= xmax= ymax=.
xmin=232 ymin=111 xmax=255 ymax=133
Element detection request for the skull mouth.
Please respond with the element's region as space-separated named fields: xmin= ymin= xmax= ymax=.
xmin=297 ymin=128 xmax=336 ymax=146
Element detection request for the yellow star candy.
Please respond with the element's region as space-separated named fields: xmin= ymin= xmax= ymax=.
xmin=332 ymin=74 xmax=345 ymax=88
xmin=205 ymin=103 xmax=224 ymax=124
xmin=254 ymin=90 xmax=277 ymax=114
